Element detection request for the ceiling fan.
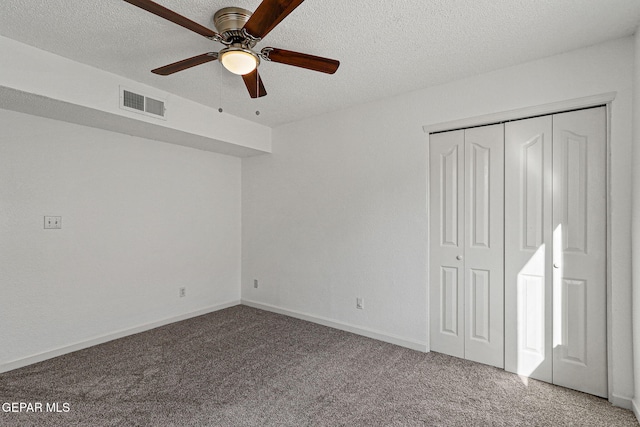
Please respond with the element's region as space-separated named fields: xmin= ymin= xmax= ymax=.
xmin=123 ymin=0 xmax=340 ymax=98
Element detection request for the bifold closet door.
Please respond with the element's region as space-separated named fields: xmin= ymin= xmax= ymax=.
xmin=429 ymin=124 xmax=504 ymax=368
xmin=429 ymin=129 xmax=465 ymax=359
xmin=504 ymin=107 xmax=607 ymax=397
xmin=463 ymin=125 xmax=504 ymax=368
xmin=551 ymin=107 xmax=607 ymax=397
xmin=504 ymin=116 xmax=554 ymax=382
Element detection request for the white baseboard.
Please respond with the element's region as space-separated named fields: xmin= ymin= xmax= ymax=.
xmin=609 ymin=393 xmax=633 ymax=410
xmin=241 ymin=299 xmax=428 ymax=352
xmin=632 ymin=398 xmax=640 ymax=423
xmin=0 ymin=300 xmax=241 ymax=374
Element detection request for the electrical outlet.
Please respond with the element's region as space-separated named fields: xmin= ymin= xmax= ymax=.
xmin=44 ymin=216 xmax=62 ymax=229
xmin=356 ymin=297 xmax=364 ymax=310
xmin=179 ymin=287 xmax=186 ymax=298
xmin=254 ymin=279 xmax=258 ymax=288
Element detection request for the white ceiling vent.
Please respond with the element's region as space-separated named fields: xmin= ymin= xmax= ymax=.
xmin=120 ymin=87 xmax=166 ymax=120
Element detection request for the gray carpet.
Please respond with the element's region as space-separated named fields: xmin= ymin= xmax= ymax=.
xmin=0 ymin=305 xmax=636 ymax=426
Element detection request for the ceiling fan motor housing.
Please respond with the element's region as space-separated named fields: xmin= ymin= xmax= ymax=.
xmin=213 ymin=7 xmax=253 ymax=41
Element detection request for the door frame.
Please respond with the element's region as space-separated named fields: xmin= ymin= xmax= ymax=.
xmin=423 ymin=91 xmax=616 ymax=399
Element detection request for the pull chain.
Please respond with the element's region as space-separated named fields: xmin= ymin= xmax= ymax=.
xmin=217 ymin=65 xmax=223 ymax=113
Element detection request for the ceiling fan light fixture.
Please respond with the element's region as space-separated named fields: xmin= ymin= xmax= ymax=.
xmin=220 ymin=47 xmax=259 ymax=75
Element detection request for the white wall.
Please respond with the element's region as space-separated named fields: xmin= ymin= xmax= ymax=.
xmin=0 ymin=109 xmax=241 ymax=370
xmin=242 ymin=102 xmax=429 ymax=349
xmin=631 ymin=27 xmax=640 ymax=421
xmin=242 ymin=37 xmax=635 ymax=404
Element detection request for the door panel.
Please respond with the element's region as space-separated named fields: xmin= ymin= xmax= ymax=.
xmin=464 ymin=124 xmax=504 ymax=368
xmin=441 ymin=146 xmax=460 ymax=247
xmin=519 ymin=274 xmax=545 ymax=356
xmin=504 ymin=116 xmax=553 ymax=382
xmin=470 ymin=268 xmax=490 ymax=342
xmin=468 ymin=142 xmax=490 ymax=248
xmin=521 ymin=135 xmax=545 ymax=250
xmin=551 ymin=107 xmax=607 ymax=397
xmin=440 ymin=267 xmax=459 ymax=335
xmin=430 ymin=130 xmax=465 ymax=358
xmin=561 ymin=278 xmax=587 ymax=364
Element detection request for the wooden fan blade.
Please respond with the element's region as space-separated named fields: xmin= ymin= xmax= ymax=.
xmin=263 ymin=48 xmax=340 ymax=74
xmin=242 ymin=69 xmax=267 ymax=98
xmin=123 ymin=0 xmax=218 ymax=38
xmin=151 ymin=53 xmax=218 ymax=75
xmin=243 ymin=0 xmax=305 ymax=39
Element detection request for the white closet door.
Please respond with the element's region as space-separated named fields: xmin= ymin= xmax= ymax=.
xmin=464 ymin=124 xmax=504 ymax=368
xmin=505 ymin=107 xmax=607 ymax=396
xmin=430 ymin=126 xmax=504 ymax=367
xmin=429 ymin=130 xmax=465 ymax=358
xmin=551 ymin=107 xmax=607 ymax=397
xmin=504 ymin=116 xmax=554 ymax=382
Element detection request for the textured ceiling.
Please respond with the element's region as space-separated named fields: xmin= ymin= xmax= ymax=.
xmin=1 ymin=0 xmax=639 ymax=127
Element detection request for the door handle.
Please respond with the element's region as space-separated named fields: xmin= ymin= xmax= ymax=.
xmin=553 ymin=263 xmax=560 ymax=269
xmin=456 ymin=255 xmax=463 ymax=261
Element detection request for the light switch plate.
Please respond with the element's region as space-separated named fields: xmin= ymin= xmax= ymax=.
xmin=44 ymin=216 xmax=62 ymax=229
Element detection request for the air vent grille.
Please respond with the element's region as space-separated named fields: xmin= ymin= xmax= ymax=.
xmin=145 ymin=97 xmax=165 ymax=117
xmin=123 ymin=90 xmax=145 ymax=111
xmin=120 ymin=87 xmax=166 ymax=119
